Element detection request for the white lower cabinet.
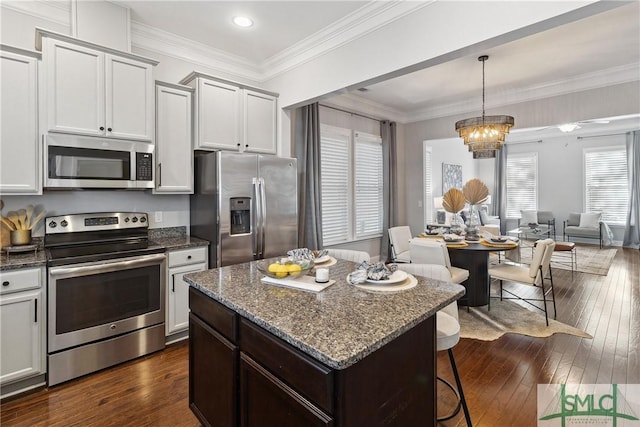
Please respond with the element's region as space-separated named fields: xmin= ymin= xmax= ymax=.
xmin=166 ymin=247 xmax=208 ymax=337
xmin=0 ymin=267 xmax=46 ymax=390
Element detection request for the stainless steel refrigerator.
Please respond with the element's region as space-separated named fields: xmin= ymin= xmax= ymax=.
xmin=190 ymin=151 xmax=298 ymax=268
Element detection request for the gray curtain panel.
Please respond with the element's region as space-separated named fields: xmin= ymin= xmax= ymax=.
xmin=494 ymin=144 xmax=508 ymax=234
xmin=293 ymin=103 xmax=323 ymax=249
xmin=623 ymin=130 xmax=640 ymax=249
xmin=381 ymin=120 xmax=397 ymax=262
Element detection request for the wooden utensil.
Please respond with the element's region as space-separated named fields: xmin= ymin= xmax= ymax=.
xmin=17 ymin=209 xmax=27 ymax=230
xmin=28 ymin=210 xmax=46 ymax=230
xmin=26 ymin=204 xmax=34 ymax=229
xmin=1 ymin=216 xmax=16 ymax=231
xmin=6 ymin=211 xmax=21 ymax=230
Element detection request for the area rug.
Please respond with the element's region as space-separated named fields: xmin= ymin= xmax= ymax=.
xmin=458 ymin=300 xmax=593 ymax=341
xmin=518 ymin=243 xmax=617 ymax=276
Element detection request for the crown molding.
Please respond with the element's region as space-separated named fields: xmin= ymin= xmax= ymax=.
xmin=1 ymin=0 xmax=71 ymax=27
xmin=129 ymin=1 xmax=432 ymax=83
xmin=260 ymin=0 xmax=434 ymax=80
xmin=130 ymin=21 xmax=262 ymax=82
xmin=324 ymin=92 xmax=406 ymax=123
xmin=401 ymin=62 xmax=640 ymax=124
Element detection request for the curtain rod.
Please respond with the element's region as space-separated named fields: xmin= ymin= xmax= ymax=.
xmin=577 ymin=131 xmax=629 ymax=139
xmin=507 ymin=139 xmax=543 ymax=146
xmin=319 ymin=104 xmax=382 ymax=123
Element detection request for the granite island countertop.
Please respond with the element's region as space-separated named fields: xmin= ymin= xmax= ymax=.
xmin=185 ymin=259 xmax=465 ymax=370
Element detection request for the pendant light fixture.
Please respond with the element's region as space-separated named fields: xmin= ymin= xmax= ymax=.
xmin=455 ymin=55 xmax=514 ymax=158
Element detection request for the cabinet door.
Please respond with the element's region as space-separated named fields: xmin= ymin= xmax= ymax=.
xmin=167 ymin=262 xmax=206 ymax=335
xmin=155 ymin=84 xmax=193 ymax=193
xmin=196 ymin=79 xmax=240 ymax=150
xmin=243 ymin=90 xmax=277 ymax=154
xmin=240 ymin=354 xmax=333 ymax=427
xmin=106 ymin=54 xmax=153 ymax=141
xmin=45 ymin=38 xmax=105 ymax=136
xmin=0 ymin=290 xmax=43 ymax=383
xmin=190 ymin=313 xmax=238 ymax=427
xmin=0 ymin=50 xmax=39 ymax=194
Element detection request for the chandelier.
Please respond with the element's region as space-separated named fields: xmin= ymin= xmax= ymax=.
xmin=455 ymin=55 xmax=514 ymax=158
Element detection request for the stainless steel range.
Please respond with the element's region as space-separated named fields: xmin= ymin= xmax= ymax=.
xmin=45 ymin=212 xmax=166 ymax=386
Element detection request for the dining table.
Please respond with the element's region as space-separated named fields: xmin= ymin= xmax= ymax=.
xmin=445 ymin=239 xmax=519 ymax=307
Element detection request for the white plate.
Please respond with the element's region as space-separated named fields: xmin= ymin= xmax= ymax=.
xmin=314 ymin=255 xmax=330 ymax=264
xmin=365 ymin=270 xmax=408 ymax=285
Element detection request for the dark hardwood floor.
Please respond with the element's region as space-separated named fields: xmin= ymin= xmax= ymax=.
xmin=1 ymin=247 xmax=638 ymax=427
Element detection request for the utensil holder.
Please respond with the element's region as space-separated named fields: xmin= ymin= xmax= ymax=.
xmin=10 ymin=229 xmax=31 ymax=246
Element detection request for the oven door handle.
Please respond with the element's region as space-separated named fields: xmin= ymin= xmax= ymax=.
xmin=48 ymin=253 xmax=166 ymax=277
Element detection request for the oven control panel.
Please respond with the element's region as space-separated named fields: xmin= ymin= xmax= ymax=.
xmin=45 ymin=212 xmax=149 ymax=234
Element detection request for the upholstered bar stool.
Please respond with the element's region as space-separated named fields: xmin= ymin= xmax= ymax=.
xmin=396 ymin=263 xmax=473 ymax=426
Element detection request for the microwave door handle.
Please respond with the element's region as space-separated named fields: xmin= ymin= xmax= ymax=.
xmin=252 ymin=177 xmax=260 ymax=259
xmin=259 ymin=178 xmax=267 ymax=258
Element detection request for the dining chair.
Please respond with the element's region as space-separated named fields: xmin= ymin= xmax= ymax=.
xmin=409 ymin=239 xmax=469 ymax=284
xmin=326 ymin=249 xmax=370 ymax=263
xmin=388 ymin=226 xmax=412 ymax=263
xmin=395 ymin=263 xmax=473 ymax=426
xmin=488 ymin=238 xmax=557 ymax=325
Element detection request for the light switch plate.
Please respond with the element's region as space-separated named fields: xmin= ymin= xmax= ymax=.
xmin=155 ymin=211 xmax=163 ymax=223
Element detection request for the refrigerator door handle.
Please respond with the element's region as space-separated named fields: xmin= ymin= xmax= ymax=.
xmin=259 ymin=177 xmax=267 ymax=258
xmin=252 ymin=177 xmax=260 ymax=259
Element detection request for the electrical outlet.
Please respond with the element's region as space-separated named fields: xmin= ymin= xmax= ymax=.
xmin=155 ymin=211 xmax=163 ymax=223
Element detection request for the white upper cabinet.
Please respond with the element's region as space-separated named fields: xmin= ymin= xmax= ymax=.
xmin=243 ymin=89 xmax=277 ymax=154
xmin=155 ymin=82 xmax=193 ymax=194
xmin=196 ymin=79 xmax=240 ymax=151
xmin=182 ymin=72 xmax=278 ymax=154
xmin=0 ymin=46 xmax=40 ymax=194
xmin=39 ymin=30 xmax=156 ymax=142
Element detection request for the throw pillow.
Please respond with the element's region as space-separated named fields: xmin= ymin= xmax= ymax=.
xmin=579 ymin=212 xmax=601 ymax=228
xmin=479 ymin=210 xmax=489 ymax=226
xmin=520 ymin=210 xmax=538 ymax=226
xmin=567 ymin=212 xmax=581 ymax=226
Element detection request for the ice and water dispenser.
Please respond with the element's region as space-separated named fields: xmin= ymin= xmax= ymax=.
xmin=230 ymin=197 xmax=251 ymax=235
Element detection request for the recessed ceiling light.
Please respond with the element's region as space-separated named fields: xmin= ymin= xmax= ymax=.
xmin=233 ymin=16 xmax=253 ymax=28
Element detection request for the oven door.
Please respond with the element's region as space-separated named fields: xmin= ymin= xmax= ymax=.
xmin=47 ymin=253 xmax=166 ymax=353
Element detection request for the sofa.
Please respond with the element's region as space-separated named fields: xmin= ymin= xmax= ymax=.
xmin=563 ymin=212 xmax=605 ymax=248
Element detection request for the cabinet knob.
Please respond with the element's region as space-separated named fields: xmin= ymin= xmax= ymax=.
xmin=2 ymin=281 xmax=9 ymax=287
xmin=245 ymin=144 xmax=249 ymax=148
xmin=237 ymin=143 xmax=241 ymax=147
xmin=107 ymin=127 xmax=112 ymax=132
xmin=187 ymin=255 xmax=192 ymax=259
xmin=99 ymin=126 xmax=105 ymax=131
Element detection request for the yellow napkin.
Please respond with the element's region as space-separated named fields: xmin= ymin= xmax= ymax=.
xmin=480 ymin=239 xmax=518 ymax=249
xmin=446 ymin=242 xmax=469 ymax=248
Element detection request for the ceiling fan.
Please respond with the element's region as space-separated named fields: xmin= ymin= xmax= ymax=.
xmin=539 ymin=119 xmax=611 ymax=133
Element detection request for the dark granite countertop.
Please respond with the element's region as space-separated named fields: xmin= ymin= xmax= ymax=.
xmin=185 ymin=259 xmax=465 ymax=370
xmin=0 ymin=227 xmax=209 ymax=271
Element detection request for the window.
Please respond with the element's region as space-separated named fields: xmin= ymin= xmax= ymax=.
xmin=320 ymin=125 xmax=383 ymax=245
xmin=506 ymin=152 xmax=538 ymax=218
xmin=584 ymin=147 xmax=628 ymax=225
xmin=423 ymin=144 xmax=433 ymax=228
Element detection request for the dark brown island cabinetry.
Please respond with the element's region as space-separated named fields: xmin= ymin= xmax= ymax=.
xmin=188 ymin=287 xmax=436 ymax=427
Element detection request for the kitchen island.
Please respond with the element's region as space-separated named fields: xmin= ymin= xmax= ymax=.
xmin=185 ymin=258 xmax=465 ymax=427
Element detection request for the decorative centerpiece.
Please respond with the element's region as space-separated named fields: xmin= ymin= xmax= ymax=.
xmin=442 ymin=188 xmax=466 ymax=235
xmin=462 ymin=179 xmax=489 ymax=241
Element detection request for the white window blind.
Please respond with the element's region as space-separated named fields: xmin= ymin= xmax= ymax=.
xmin=354 ymin=132 xmax=383 ymax=238
xmin=506 ymin=153 xmax=538 ymax=218
xmin=423 ymin=144 xmax=432 ymax=228
xmin=320 ymin=126 xmax=350 ymax=245
xmin=584 ymin=147 xmax=628 ymax=225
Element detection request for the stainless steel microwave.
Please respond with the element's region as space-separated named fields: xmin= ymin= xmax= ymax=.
xmin=45 ymin=134 xmax=154 ymax=189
